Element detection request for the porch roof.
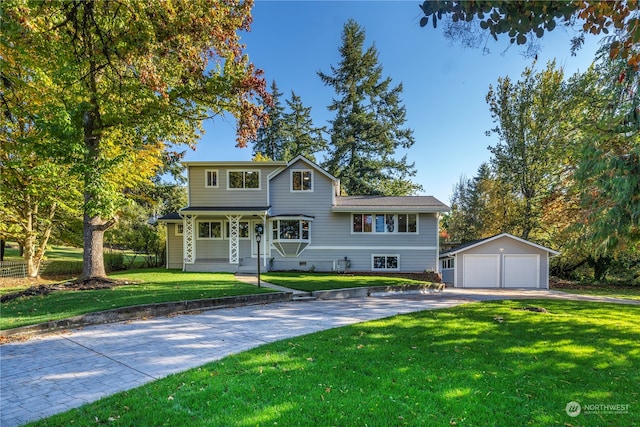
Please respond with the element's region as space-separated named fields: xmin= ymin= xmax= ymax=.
xmin=179 ymin=206 xmax=270 ymax=216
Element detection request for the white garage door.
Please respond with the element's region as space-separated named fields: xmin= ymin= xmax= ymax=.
xmin=504 ymin=254 xmax=539 ymax=288
xmin=463 ymin=254 xmax=499 ymax=287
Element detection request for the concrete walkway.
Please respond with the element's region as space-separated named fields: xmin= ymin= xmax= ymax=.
xmin=1 ymin=284 xmax=638 ymax=426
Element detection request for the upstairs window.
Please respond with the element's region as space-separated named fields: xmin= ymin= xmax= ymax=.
xmin=291 ymin=170 xmax=313 ymax=192
xmin=205 ymin=169 xmax=218 ymax=188
xmin=228 ymin=170 xmax=260 ymax=189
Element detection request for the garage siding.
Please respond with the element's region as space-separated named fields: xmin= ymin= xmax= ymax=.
xmin=455 ymin=236 xmax=550 ymax=288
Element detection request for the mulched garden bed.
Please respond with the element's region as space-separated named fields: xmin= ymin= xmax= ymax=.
xmin=0 ymin=278 xmax=131 ymax=303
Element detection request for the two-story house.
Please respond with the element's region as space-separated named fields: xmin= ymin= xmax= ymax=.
xmin=159 ymin=156 xmax=449 ymax=274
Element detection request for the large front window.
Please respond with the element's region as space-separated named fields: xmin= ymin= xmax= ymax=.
xmin=272 ymin=219 xmax=310 ymax=240
xmin=352 ymin=213 xmax=417 ymax=233
xmin=228 ymin=170 xmax=260 ymax=189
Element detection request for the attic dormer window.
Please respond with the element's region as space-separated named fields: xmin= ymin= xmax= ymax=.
xmin=291 ymin=170 xmax=313 ymax=192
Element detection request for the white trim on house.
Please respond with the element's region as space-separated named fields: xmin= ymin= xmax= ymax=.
xmin=290 ymin=169 xmax=314 ymax=192
xmin=204 ymin=169 xmax=219 ymax=188
xmin=307 ymin=245 xmax=437 ymax=251
xmin=443 ymin=233 xmax=560 ymax=256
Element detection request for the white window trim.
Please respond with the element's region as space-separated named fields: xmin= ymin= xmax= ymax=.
xmin=351 ymin=213 xmax=419 ymax=234
xmin=175 ymin=223 xmax=184 ymax=236
xmin=290 ymin=169 xmax=314 ymax=192
xmin=227 ymin=170 xmax=261 ymax=190
xmin=205 ymin=169 xmax=219 ymax=188
xmin=372 ymin=254 xmax=400 ymax=271
xmin=196 ymin=220 xmax=223 ymax=240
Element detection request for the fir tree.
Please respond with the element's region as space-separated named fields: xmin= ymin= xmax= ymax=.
xmin=252 ymin=80 xmax=287 ymax=160
xmin=281 ymin=91 xmax=327 ymax=162
xmin=318 ymin=19 xmax=421 ymax=195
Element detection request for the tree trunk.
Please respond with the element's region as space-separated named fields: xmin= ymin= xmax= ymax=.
xmin=0 ymin=240 xmax=4 ymax=261
xmin=82 ymin=215 xmax=108 ymax=279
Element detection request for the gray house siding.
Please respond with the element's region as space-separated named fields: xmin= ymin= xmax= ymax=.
xmin=162 ymin=157 xmax=449 ymax=274
xmin=266 ymin=162 xmax=439 ymax=272
xmin=441 ymin=268 xmax=454 ymax=284
xmin=166 ymin=224 xmax=183 ymax=269
xmin=188 ymin=165 xmax=282 ymax=207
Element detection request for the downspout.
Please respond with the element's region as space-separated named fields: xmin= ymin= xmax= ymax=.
xmin=435 ymin=213 xmax=441 ymax=274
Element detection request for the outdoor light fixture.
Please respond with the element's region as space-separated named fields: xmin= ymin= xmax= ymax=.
xmin=255 ymin=224 xmax=264 ymax=287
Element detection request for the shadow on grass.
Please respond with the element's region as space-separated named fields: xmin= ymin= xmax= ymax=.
xmin=28 ymin=299 xmax=639 ymax=427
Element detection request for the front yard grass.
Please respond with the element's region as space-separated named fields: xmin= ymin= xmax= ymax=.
xmin=27 ymin=299 xmax=639 ymax=427
xmin=0 ymin=269 xmax=273 ymax=330
xmin=261 ymin=272 xmax=427 ymax=292
xmin=554 ymin=287 xmax=640 ymax=301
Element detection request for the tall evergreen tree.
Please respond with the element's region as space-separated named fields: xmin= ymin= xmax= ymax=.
xmin=281 ymin=91 xmax=327 ymax=162
xmin=318 ymin=20 xmax=421 ymax=196
xmin=252 ymin=80 xmax=287 ymax=160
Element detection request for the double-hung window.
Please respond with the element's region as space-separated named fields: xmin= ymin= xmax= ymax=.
xmin=205 ymin=169 xmax=218 ymax=188
xmin=228 ymin=170 xmax=260 ymax=189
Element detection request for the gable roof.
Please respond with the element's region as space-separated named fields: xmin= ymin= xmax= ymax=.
xmin=267 ymin=155 xmax=339 ymax=183
xmin=440 ymin=233 xmax=560 ymax=257
xmin=332 ymin=195 xmax=449 ymax=213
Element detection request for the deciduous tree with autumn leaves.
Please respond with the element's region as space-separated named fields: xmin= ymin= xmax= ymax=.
xmin=1 ymin=0 xmax=268 ymax=280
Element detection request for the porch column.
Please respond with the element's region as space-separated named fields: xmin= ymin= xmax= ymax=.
xmin=227 ymin=215 xmax=241 ymax=264
xmin=184 ymin=215 xmax=195 ymax=265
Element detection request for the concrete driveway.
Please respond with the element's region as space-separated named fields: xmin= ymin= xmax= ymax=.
xmin=1 ymin=288 xmax=637 ymax=426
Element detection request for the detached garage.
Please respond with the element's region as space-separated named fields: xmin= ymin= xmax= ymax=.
xmin=440 ymin=233 xmax=559 ymax=289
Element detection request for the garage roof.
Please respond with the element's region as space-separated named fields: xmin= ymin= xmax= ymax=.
xmin=440 ymin=233 xmax=560 ymax=257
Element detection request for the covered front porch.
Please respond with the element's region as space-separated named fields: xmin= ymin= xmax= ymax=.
xmin=180 ymin=207 xmax=270 ymax=273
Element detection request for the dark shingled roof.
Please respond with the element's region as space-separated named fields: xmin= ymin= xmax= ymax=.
xmin=334 ymin=196 xmax=449 ymax=211
xmin=157 ymin=212 xmax=181 ymax=221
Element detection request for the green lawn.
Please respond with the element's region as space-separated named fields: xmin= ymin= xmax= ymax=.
xmin=554 ymin=287 xmax=640 ymax=301
xmin=261 ymin=272 xmax=428 ymax=292
xmin=27 ymin=299 xmax=639 ymax=427
xmin=0 ymin=269 xmax=273 ymax=330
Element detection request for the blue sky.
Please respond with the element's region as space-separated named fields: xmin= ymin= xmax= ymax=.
xmin=185 ymin=1 xmax=603 ymax=204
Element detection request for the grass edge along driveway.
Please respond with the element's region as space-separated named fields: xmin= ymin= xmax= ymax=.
xmin=0 ymin=269 xmax=274 ymax=330
xmin=25 ymin=299 xmax=639 ymax=427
